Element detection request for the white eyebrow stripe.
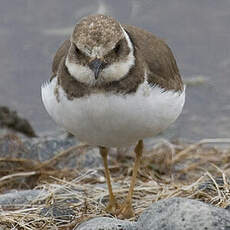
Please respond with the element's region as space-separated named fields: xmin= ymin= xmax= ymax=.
xmin=120 ymin=25 xmax=134 ymax=53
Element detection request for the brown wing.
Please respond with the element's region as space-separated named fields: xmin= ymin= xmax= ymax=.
xmin=123 ymin=24 xmax=183 ymax=92
xmin=51 ymin=39 xmax=71 ymax=79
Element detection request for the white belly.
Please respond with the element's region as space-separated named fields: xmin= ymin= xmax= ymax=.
xmin=41 ymin=77 xmax=185 ymax=147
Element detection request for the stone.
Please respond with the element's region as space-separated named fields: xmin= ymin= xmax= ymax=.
xmin=0 ymin=189 xmax=47 ymax=206
xmin=22 ymin=132 xmax=77 ymax=162
xmin=0 ymin=131 xmax=103 ymax=169
xmin=75 ymin=217 xmax=137 ymax=230
xmin=40 ymin=203 xmax=75 ymax=222
xmin=137 ymin=197 xmax=230 ymax=230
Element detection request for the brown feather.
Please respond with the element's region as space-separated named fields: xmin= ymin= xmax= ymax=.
xmin=51 ymin=17 xmax=183 ymax=100
xmin=123 ymin=24 xmax=183 ymax=92
xmin=51 ymin=39 xmax=70 ymax=79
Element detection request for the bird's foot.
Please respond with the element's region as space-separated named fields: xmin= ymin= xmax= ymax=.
xmin=105 ymin=198 xmax=120 ymax=215
xmin=117 ymin=200 xmax=134 ymax=219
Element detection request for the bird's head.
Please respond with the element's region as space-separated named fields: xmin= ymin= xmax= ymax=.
xmin=66 ymin=14 xmax=135 ymax=85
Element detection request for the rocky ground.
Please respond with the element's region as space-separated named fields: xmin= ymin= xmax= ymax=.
xmin=1 ymin=106 xmax=230 ymax=229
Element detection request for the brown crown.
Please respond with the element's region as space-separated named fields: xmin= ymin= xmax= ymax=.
xmin=72 ymin=15 xmax=123 ymax=52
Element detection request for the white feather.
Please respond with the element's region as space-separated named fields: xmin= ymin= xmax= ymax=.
xmin=41 ymin=77 xmax=185 ymax=147
xmin=65 ymin=57 xmax=95 ymax=85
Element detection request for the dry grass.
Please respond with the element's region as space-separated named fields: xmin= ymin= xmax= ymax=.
xmin=0 ymin=136 xmax=230 ymax=229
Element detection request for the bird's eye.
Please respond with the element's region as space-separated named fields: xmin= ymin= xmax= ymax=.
xmin=114 ymin=43 xmax=121 ymax=54
xmin=74 ymin=45 xmax=81 ymax=54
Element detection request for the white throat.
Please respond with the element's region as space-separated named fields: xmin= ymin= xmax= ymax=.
xmin=65 ymin=26 xmax=135 ymax=85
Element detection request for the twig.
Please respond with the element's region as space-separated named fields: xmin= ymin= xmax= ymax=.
xmin=0 ymin=171 xmax=37 ymax=182
xmin=38 ymin=144 xmax=89 ymax=168
xmin=172 ymin=138 xmax=230 ymax=163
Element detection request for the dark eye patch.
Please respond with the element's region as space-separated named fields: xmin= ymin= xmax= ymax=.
xmin=114 ymin=42 xmax=122 ymax=54
xmin=71 ymin=43 xmax=90 ymax=65
xmin=74 ymin=44 xmax=83 ymax=55
xmin=104 ymin=39 xmax=129 ymax=64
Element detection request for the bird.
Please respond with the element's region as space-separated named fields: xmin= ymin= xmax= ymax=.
xmin=41 ymin=14 xmax=185 ymax=218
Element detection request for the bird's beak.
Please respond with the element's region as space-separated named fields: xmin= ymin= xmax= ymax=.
xmin=89 ymin=58 xmax=106 ymax=79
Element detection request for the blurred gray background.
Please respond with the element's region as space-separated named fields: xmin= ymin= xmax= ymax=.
xmin=0 ymin=0 xmax=229 ymax=140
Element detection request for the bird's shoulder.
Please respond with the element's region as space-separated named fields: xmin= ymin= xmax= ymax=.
xmin=51 ymin=39 xmax=71 ymax=79
xmin=123 ymin=24 xmax=183 ymax=92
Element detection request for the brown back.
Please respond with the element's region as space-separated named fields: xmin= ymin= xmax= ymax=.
xmin=123 ymin=24 xmax=183 ymax=92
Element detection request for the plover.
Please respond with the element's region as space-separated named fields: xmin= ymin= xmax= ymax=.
xmin=41 ymin=14 xmax=185 ymax=218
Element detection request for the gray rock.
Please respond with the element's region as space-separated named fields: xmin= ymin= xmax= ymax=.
xmin=75 ymin=217 xmax=137 ymax=230
xmin=2 ymin=189 xmax=230 ymax=230
xmin=40 ymin=203 xmax=75 ymax=222
xmin=0 ymin=189 xmax=47 ymax=206
xmin=22 ymin=132 xmax=77 ymax=162
xmin=137 ymin=197 xmax=230 ymax=230
xmin=0 ymin=130 xmax=74 ymax=160
xmin=198 ymin=176 xmax=228 ymax=193
xmin=0 ymin=131 xmax=104 ymax=169
xmin=74 ymin=148 xmax=103 ymax=170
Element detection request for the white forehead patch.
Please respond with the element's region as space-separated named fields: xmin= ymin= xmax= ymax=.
xmin=91 ymin=46 xmax=105 ymax=58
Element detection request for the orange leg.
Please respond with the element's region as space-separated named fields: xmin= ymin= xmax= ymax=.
xmin=99 ymin=146 xmax=119 ymax=214
xmin=118 ymin=140 xmax=143 ymax=218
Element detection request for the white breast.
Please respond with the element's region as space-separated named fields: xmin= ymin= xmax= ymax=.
xmin=41 ymin=77 xmax=185 ymax=147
